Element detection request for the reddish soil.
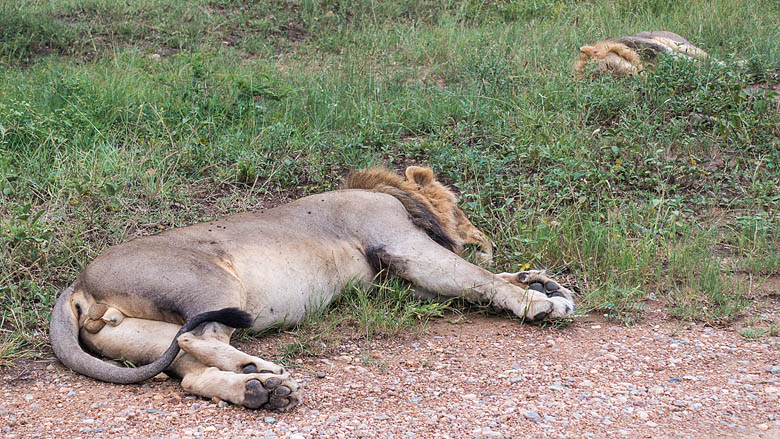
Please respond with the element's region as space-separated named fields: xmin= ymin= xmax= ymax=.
xmin=2 ymin=308 xmax=779 ymax=439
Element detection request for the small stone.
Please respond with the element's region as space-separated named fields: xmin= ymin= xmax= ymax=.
xmin=264 ymin=417 xmax=276 ymax=424
xmin=462 ymin=393 xmax=478 ymax=400
xmin=65 ymin=391 xmax=76 ymax=397
xmin=316 ymin=371 xmax=326 ymax=378
xmin=23 ymin=395 xmax=33 ymax=401
xmin=480 ymin=428 xmax=503 ymax=438
xmin=672 ymin=400 xmax=687 ymax=408
xmin=770 ymin=366 xmax=780 ymax=375
xmin=646 ymin=421 xmax=658 ymax=427
xmin=524 ymin=411 xmax=541 ymax=423
xmin=602 ymin=418 xmax=612 ymax=425
xmin=668 ymin=378 xmax=681 ymax=383
xmin=217 ymin=400 xmax=229 ymax=408
xmin=548 ymin=382 xmax=564 ymax=391
xmin=758 ymin=423 xmax=770 ymax=431
xmin=604 ymin=354 xmax=618 ymax=361
xmin=203 ymin=426 xmax=217 ymax=432
xmin=580 ymin=380 xmax=595 ymax=388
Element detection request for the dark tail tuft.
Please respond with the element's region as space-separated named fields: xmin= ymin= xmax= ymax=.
xmin=194 ymin=307 xmax=253 ymax=329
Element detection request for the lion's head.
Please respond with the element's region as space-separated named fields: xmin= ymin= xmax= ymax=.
xmin=345 ymin=166 xmax=495 ymax=263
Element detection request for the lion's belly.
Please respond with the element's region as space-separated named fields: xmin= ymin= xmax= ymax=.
xmin=230 ymin=238 xmax=374 ymax=329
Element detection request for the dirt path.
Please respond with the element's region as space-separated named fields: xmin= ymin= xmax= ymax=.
xmin=2 ymin=312 xmax=779 ymax=439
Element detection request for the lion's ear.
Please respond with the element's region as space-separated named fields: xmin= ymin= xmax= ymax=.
xmin=405 ymin=166 xmax=434 ymax=187
xmin=580 ymin=45 xmax=596 ymax=57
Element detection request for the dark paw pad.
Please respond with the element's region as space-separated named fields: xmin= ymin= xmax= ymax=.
xmin=532 ymin=310 xmax=551 ymax=321
xmin=544 ymin=281 xmax=560 ymax=291
xmin=529 ymin=282 xmax=545 ymax=293
xmin=269 ymin=396 xmax=289 ymax=408
xmin=264 ymin=377 xmax=282 ymax=389
xmin=242 ymin=379 xmax=269 ymax=409
xmin=242 ymin=364 xmax=259 ymax=374
xmin=548 ymin=291 xmax=566 ymax=298
xmin=273 ymin=386 xmax=292 ymax=397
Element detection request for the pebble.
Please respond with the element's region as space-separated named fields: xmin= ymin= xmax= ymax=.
xmin=478 ymin=427 xmax=503 ymax=438
xmin=548 ymin=382 xmax=564 ymax=392
xmin=264 ymin=417 xmax=276 ymax=424
xmin=524 ymin=411 xmax=541 ymax=423
xmin=316 ymin=371 xmax=327 ymax=378
xmin=770 ymin=366 xmax=780 ymax=375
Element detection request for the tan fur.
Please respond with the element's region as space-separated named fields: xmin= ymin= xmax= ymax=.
xmin=50 ymin=166 xmax=575 ymax=411
xmin=574 ymin=31 xmax=709 ymax=78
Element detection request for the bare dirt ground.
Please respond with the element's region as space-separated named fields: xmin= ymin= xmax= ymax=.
xmin=2 ymin=308 xmax=779 ymax=439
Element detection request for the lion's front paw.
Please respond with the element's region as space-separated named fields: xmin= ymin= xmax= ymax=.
xmin=499 ymin=270 xmax=576 ymax=321
xmin=242 ymin=372 xmax=300 ymax=412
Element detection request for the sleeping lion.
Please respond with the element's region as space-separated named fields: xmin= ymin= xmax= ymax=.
xmin=574 ymin=31 xmax=709 ymax=77
xmin=50 ymin=166 xmax=576 ymax=411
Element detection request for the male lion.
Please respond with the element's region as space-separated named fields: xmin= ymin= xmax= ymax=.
xmin=574 ymin=31 xmax=709 ymax=77
xmin=50 ymin=166 xmax=575 ymax=411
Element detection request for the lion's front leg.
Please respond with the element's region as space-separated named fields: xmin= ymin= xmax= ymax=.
xmin=370 ymin=238 xmax=575 ymax=321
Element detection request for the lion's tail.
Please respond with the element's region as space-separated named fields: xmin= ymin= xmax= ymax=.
xmin=49 ymin=282 xmax=252 ymax=384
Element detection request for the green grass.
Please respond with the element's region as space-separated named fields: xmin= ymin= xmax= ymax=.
xmin=2 ymin=0 xmax=780 ymax=362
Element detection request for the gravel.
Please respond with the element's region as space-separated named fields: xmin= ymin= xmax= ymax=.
xmin=1 ymin=313 xmax=779 ymax=439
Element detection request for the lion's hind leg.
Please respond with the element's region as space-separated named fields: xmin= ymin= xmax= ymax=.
xmin=176 ymin=322 xmax=300 ymax=411
xmin=80 ymin=317 xmax=299 ymax=411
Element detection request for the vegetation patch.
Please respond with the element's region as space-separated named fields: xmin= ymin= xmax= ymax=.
xmin=1 ymin=0 xmax=779 ymax=362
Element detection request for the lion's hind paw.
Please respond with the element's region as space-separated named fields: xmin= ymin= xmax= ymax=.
xmin=242 ymin=373 xmax=300 ymax=411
